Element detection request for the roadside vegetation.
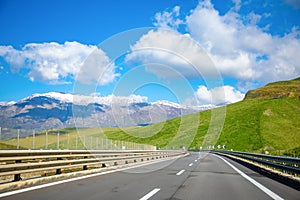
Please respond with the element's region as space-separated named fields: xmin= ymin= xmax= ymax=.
xmin=1 ymin=78 xmax=299 ymax=156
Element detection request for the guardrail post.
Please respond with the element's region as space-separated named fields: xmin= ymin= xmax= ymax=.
xmin=32 ymin=130 xmax=35 ymax=149
xmin=56 ymin=157 xmax=62 ymax=174
xmin=83 ymin=156 xmax=88 ymax=170
xmin=14 ymin=174 xmax=22 ymax=182
xmin=14 ymin=160 xmax=22 ymax=181
xmin=56 ymin=168 xmax=62 ymax=174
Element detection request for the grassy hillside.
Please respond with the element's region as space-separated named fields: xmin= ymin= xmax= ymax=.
xmin=0 ymin=127 xmax=155 ymax=150
xmin=196 ymin=97 xmax=299 ymax=155
xmin=0 ymin=142 xmax=25 ymax=150
xmin=1 ymin=127 xmax=103 ymax=150
xmin=104 ymin=97 xmax=300 ymax=156
xmin=1 ymin=78 xmax=299 ymax=156
xmin=105 ymin=78 xmax=300 ymax=156
xmin=245 ymin=77 xmax=300 ymax=100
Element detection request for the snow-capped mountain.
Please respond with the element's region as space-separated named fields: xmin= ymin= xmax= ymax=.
xmin=0 ymin=92 xmax=214 ymax=135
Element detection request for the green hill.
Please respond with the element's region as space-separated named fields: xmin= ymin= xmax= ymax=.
xmin=245 ymin=77 xmax=300 ymax=100
xmin=1 ymin=78 xmax=299 ymax=156
xmin=105 ymin=77 xmax=300 ymax=156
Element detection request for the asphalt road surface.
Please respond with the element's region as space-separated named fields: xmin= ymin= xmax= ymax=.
xmin=1 ymin=152 xmax=299 ymax=200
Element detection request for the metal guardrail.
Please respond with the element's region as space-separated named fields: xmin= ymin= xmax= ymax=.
xmin=0 ymin=150 xmax=185 ymax=182
xmin=212 ymin=150 xmax=300 ymax=175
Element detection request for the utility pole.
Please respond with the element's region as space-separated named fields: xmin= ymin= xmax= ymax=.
xmin=83 ymin=135 xmax=86 ymax=147
xmin=90 ymin=136 xmax=93 ymax=150
xmin=67 ymin=133 xmax=70 ymax=149
xmin=32 ymin=130 xmax=35 ymax=149
xmin=17 ymin=129 xmax=20 ymax=149
xmin=57 ymin=132 xmax=60 ymax=149
xmin=76 ymin=135 xmax=78 ymax=149
xmin=82 ymin=114 xmax=85 ymax=128
xmin=45 ymin=131 xmax=48 ymax=149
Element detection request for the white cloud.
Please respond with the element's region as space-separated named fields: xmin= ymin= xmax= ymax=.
xmin=246 ymin=12 xmax=262 ymax=25
xmin=186 ymin=0 xmax=300 ymax=84
xmin=195 ymin=85 xmax=244 ymax=106
xmin=232 ymin=0 xmax=241 ymax=11
xmin=76 ymin=48 xmax=119 ymax=85
xmin=125 ymin=29 xmax=217 ymax=79
xmin=0 ymin=41 xmax=118 ymax=85
xmin=153 ymin=6 xmax=183 ymax=29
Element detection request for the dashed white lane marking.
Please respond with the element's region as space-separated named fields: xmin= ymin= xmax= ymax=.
xmin=189 ymin=163 xmax=193 ymax=167
xmin=139 ymin=188 xmax=160 ymax=200
xmin=195 ymin=159 xmax=197 ymax=162
xmin=0 ymin=155 xmax=184 ymax=198
xmin=176 ymin=169 xmax=185 ymax=176
xmin=214 ymin=154 xmax=284 ymax=200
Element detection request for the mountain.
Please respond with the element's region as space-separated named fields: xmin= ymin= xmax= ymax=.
xmin=104 ymin=77 xmax=300 ymax=156
xmin=0 ymin=92 xmax=212 ymax=138
xmin=2 ymin=78 xmax=299 ymax=155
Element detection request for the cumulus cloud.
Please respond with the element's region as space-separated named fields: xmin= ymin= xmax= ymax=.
xmin=0 ymin=41 xmax=118 ymax=85
xmin=153 ymin=6 xmax=184 ymax=29
xmin=195 ymin=85 xmax=245 ymax=106
xmin=232 ymin=0 xmax=241 ymax=11
xmin=76 ymin=48 xmax=119 ymax=85
xmin=186 ymin=0 xmax=300 ymax=84
xmin=125 ymin=29 xmax=217 ymax=79
xmin=149 ymin=0 xmax=300 ymax=89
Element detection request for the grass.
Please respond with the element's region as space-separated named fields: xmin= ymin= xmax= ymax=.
xmin=2 ymin=127 xmax=108 ymax=150
xmin=0 ymin=127 xmax=155 ymax=150
xmin=103 ymin=97 xmax=300 ymax=156
xmin=0 ymin=142 xmax=25 ymax=150
xmin=1 ymin=97 xmax=299 ymax=156
xmin=245 ymin=77 xmax=300 ymax=100
xmin=1 ymin=78 xmax=299 ymax=156
xmin=104 ymin=117 xmax=182 ymax=148
xmin=214 ymin=98 xmax=300 ymax=155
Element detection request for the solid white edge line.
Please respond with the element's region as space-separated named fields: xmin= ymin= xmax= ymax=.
xmin=176 ymin=169 xmax=185 ymax=176
xmin=139 ymin=188 xmax=160 ymax=200
xmin=213 ymin=154 xmax=284 ymax=200
xmin=0 ymin=154 xmax=188 ymax=198
xmin=189 ymin=163 xmax=193 ymax=166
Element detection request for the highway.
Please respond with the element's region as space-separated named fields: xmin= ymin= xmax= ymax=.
xmin=1 ymin=152 xmax=299 ymax=200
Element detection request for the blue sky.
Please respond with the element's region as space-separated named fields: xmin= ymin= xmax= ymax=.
xmin=0 ymin=0 xmax=300 ymax=105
